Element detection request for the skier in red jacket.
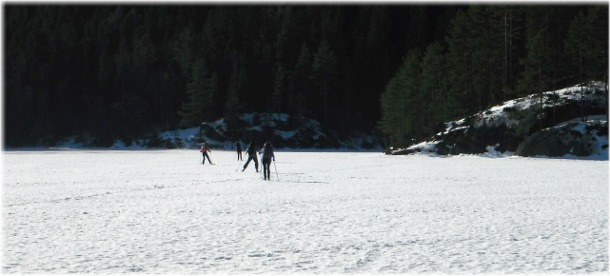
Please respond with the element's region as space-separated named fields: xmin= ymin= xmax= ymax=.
xmin=200 ymin=143 xmax=213 ymax=165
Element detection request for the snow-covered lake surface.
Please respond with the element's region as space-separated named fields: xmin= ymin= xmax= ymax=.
xmin=2 ymin=150 xmax=608 ymax=274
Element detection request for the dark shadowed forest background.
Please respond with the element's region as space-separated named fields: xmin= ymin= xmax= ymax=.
xmin=3 ymin=4 xmax=608 ymax=148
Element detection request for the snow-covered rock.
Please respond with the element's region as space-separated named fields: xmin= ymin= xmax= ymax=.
xmin=516 ymin=116 xmax=608 ymax=158
xmin=158 ymin=113 xmax=381 ymax=150
xmin=391 ymin=81 xmax=608 ymax=160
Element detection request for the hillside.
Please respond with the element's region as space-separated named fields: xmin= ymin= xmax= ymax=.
xmin=390 ymin=81 xmax=608 ymax=159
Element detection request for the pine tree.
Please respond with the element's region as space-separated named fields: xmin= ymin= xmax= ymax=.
xmin=519 ymin=7 xmax=576 ymax=94
xmin=421 ymin=42 xmax=452 ymax=131
xmin=172 ymin=27 xmax=196 ymax=77
xmin=224 ymin=60 xmax=247 ymax=133
xmin=445 ymin=9 xmax=477 ymax=114
xmin=312 ymin=39 xmax=337 ymax=125
xmin=272 ymin=63 xmax=286 ymax=112
xmin=564 ymin=6 xmax=609 ymax=120
xmin=275 ymin=6 xmax=304 ymax=67
xmin=518 ymin=7 xmax=576 ymax=128
xmin=400 ymin=50 xmax=424 ymax=141
xmin=445 ymin=6 xmax=527 ymax=114
xmin=565 ymin=6 xmax=608 ymax=83
xmin=379 ymin=76 xmax=404 ymax=147
xmin=178 ymin=60 xmax=218 ymax=128
xmin=496 ymin=6 xmax=526 ymax=100
xmin=293 ymin=42 xmax=313 ymax=122
xmin=378 ymin=49 xmax=422 ymax=147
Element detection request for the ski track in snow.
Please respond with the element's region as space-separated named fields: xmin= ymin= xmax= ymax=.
xmin=2 ymin=150 xmax=608 ymax=274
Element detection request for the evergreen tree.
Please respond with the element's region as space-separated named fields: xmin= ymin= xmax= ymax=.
xmin=178 ymin=60 xmax=218 ymax=128
xmin=470 ymin=6 xmax=501 ymax=107
xmin=519 ymin=7 xmax=575 ymax=94
xmin=312 ymin=39 xmax=337 ymax=125
xmin=293 ymin=42 xmax=313 ymax=121
xmin=565 ymin=6 xmax=608 ymax=83
xmin=518 ymin=7 xmax=578 ymax=127
xmin=379 ymin=76 xmax=404 ymax=147
xmin=172 ymin=27 xmax=196 ymax=78
xmin=445 ymin=9 xmax=477 ymax=114
xmin=275 ymin=6 xmax=305 ymax=67
xmin=272 ymin=63 xmax=287 ymax=112
xmin=378 ymin=49 xmax=422 ymax=147
xmin=496 ymin=6 xmax=526 ymax=99
xmin=421 ymin=42 xmax=453 ymax=131
xmin=564 ymin=6 xmax=609 ymax=119
xmin=224 ymin=59 xmax=248 ymax=132
xmin=365 ymin=6 xmax=392 ymax=105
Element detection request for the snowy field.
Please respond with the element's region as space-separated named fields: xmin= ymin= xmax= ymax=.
xmin=2 ymin=150 xmax=608 ymax=274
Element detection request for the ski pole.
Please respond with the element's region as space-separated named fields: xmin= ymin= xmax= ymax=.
xmin=273 ymin=161 xmax=279 ymax=181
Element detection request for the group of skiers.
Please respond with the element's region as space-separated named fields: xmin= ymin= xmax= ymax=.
xmin=199 ymin=140 xmax=276 ymax=181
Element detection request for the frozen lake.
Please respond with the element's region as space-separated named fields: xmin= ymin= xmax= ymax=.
xmin=2 ymin=150 xmax=608 ymax=274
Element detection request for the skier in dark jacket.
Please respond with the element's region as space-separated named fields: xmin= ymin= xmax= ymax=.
xmin=261 ymin=142 xmax=275 ymax=181
xmin=236 ymin=141 xmax=243 ymax=161
xmin=200 ymin=143 xmax=213 ymax=165
xmin=242 ymin=142 xmax=259 ymax=172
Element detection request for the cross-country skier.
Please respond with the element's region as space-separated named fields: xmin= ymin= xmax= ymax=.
xmin=235 ymin=141 xmax=243 ymax=161
xmin=200 ymin=143 xmax=213 ymax=165
xmin=242 ymin=142 xmax=259 ymax=172
xmin=261 ymin=142 xmax=275 ymax=181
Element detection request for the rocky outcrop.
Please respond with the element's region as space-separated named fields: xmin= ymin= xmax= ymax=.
xmin=390 ymin=81 xmax=608 ymax=158
xmin=158 ymin=113 xmax=381 ymax=150
xmin=516 ymin=119 xmax=608 ymax=157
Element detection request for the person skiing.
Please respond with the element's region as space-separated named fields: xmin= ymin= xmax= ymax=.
xmin=261 ymin=142 xmax=275 ymax=181
xmin=235 ymin=141 xmax=243 ymax=161
xmin=200 ymin=143 xmax=213 ymax=165
xmin=242 ymin=142 xmax=259 ymax=172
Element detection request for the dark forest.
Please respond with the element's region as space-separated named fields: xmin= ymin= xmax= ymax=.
xmin=3 ymin=4 xmax=608 ymax=148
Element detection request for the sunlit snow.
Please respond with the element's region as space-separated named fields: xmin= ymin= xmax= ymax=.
xmin=3 ymin=150 xmax=608 ymax=274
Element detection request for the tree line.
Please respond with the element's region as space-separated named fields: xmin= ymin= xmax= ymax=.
xmin=379 ymin=5 xmax=608 ymax=148
xmin=5 ymin=5 xmax=460 ymax=147
xmin=3 ymin=4 xmax=607 ymax=148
